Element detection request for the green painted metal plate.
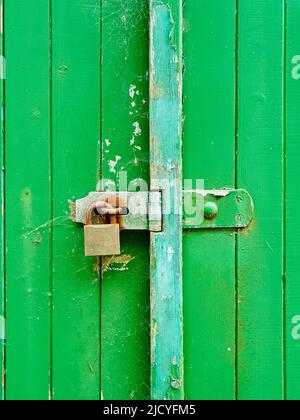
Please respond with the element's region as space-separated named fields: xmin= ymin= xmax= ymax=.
xmin=183 ymin=189 xmax=254 ymax=229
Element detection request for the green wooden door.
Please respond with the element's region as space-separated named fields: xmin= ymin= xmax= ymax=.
xmin=184 ymin=0 xmax=285 ymax=400
xmin=1 ymin=0 xmax=300 ymax=401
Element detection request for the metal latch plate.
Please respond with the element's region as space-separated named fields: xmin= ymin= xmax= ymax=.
xmin=75 ymin=192 xmax=162 ymax=232
xmin=183 ymin=189 xmax=254 ymax=229
xmin=75 ymin=189 xmax=254 ymax=231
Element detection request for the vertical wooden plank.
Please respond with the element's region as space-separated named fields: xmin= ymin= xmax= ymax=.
xmin=183 ymin=0 xmax=237 ymax=400
xmin=150 ymin=0 xmax=183 ymax=400
xmin=285 ymin=0 xmax=300 ymax=401
xmin=0 ymin=0 xmax=4 ymax=401
xmin=237 ymin=0 xmax=284 ymax=400
xmin=5 ymin=0 xmax=51 ymax=399
xmin=52 ymin=0 xmax=101 ymax=400
xmin=101 ymin=0 xmax=150 ymax=400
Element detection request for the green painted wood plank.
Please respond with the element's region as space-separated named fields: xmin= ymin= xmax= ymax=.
xmin=150 ymin=0 xmax=183 ymax=400
xmin=101 ymin=0 xmax=150 ymax=401
xmin=0 ymin=0 xmax=4 ymax=401
xmin=5 ymin=0 xmax=51 ymax=400
xmin=51 ymin=0 xmax=101 ymax=400
xmin=183 ymin=0 xmax=237 ymax=400
xmin=237 ymin=0 xmax=284 ymax=400
xmin=285 ymin=0 xmax=300 ymax=401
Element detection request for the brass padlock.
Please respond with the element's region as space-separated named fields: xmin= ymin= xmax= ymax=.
xmin=84 ymin=201 xmax=121 ymax=257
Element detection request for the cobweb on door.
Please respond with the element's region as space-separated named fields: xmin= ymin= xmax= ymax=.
xmin=102 ymin=0 xmax=149 ymax=60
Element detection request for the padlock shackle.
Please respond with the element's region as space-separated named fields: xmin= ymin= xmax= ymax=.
xmin=86 ymin=200 xmax=124 ymax=225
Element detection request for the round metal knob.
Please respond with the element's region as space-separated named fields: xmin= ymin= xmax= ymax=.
xmin=204 ymin=202 xmax=218 ymax=220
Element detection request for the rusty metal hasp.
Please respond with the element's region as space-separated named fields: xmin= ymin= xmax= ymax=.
xmin=74 ymin=188 xmax=253 ymax=257
xmin=75 ymin=191 xmax=162 ymax=232
xmin=75 ymin=188 xmax=253 ymax=232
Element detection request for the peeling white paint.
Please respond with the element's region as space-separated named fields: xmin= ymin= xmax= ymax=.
xmin=130 ymin=122 xmax=142 ymax=147
xmin=161 ymin=294 xmax=173 ymax=301
xmin=133 ymin=121 xmax=142 ymax=136
xmin=105 ymin=139 xmax=111 ymax=147
xmin=167 ymin=246 xmax=175 ymax=263
xmin=109 ymin=156 xmax=122 ymax=174
xmin=129 ymin=84 xmax=137 ymax=99
xmin=167 ymin=159 xmax=176 ymax=171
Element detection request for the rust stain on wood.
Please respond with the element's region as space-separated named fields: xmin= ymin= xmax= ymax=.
xmin=102 ymin=254 xmax=135 ymax=272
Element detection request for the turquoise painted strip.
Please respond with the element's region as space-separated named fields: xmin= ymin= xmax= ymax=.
xmin=150 ymin=0 xmax=183 ymax=400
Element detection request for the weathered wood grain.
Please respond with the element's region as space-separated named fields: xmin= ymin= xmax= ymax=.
xmin=5 ymin=0 xmax=51 ymax=400
xmin=183 ymin=0 xmax=237 ymax=400
xmin=237 ymin=0 xmax=285 ymax=400
xmin=101 ymin=0 xmax=151 ymax=400
xmin=51 ymin=0 xmax=101 ymax=400
xmin=150 ymin=0 xmax=184 ymax=400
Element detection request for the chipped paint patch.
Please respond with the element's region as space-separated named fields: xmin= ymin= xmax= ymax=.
xmin=32 ymin=232 xmax=43 ymax=246
xmin=167 ymin=159 xmax=176 ymax=172
xmin=130 ymin=122 xmax=142 ymax=148
xmin=93 ymin=257 xmax=101 ymax=274
xmin=69 ymin=200 xmax=76 ymax=222
xmin=167 ymin=246 xmax=175 ymax=262
xmin=129 ymin=84 xmax=137 ymax=99
xmin=58 ymin=64 xmax=68 ymax=77
xmin=109 ymin=156 xmax=122 ymax=174
xmin=133 ymin=121 xmax=142 ymax=136
xmin=102 ymin=254 xmax=135 ymax=272
xmin=151 ymin=321 xmax=158 ymax=365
